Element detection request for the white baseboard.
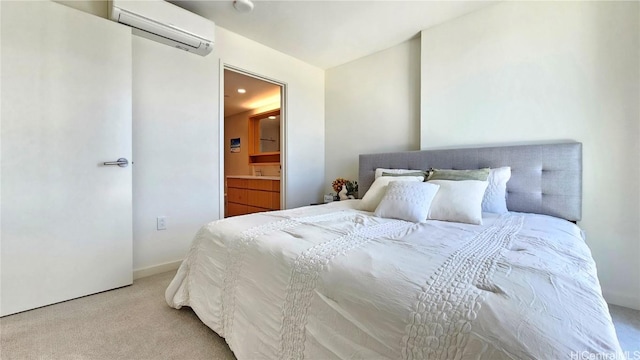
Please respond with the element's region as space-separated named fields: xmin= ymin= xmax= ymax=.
xmin=133 ymin=260 xmax=182 ymax=280
xmin=603 ymin=289 xmax=640 ymax=311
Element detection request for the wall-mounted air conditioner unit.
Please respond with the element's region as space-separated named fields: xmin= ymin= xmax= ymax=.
xmin=109 ymin=0 xmax=214 ymax=56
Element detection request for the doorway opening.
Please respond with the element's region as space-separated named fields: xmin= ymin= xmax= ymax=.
xmin=221 ymin=66 xmax=286 ymax=218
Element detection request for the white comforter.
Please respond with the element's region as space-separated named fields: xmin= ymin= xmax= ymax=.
xmin=166 ymin=200 xmax=623 ymax=359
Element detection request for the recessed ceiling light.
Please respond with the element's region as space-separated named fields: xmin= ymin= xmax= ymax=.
xmin=237 ymin=88 xmax=246 ymax=94
xmin=268 ymin=116 xmax=276 ymax=120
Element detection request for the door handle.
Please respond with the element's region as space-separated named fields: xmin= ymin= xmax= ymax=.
xmin=103 ymin=158 xmax=129 ymax=168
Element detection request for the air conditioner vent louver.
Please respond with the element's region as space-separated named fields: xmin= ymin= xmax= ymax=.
xmin=109 ymin=0 xmax=214 ymax=56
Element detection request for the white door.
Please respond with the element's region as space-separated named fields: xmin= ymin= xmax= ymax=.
xmin=0 ymin=1 xmax=133 ymax=316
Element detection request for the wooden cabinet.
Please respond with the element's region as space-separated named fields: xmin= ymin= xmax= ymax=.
xmin=227 ymin=177 xmax=280 ymax=217
xmin=249 ymin=152 xmax=280 ymax=165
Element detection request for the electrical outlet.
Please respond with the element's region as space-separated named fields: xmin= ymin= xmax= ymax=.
xmin=157 ymin=216 xmax=167 ymax=230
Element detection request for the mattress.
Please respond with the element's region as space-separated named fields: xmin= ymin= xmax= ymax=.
xmin=166 ymin=200 xmax=623 ymax=359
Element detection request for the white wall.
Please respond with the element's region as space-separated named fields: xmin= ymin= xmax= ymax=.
xmin=325 ymin=38 xmax=421 ymax=194
xmin=420 ymin=1 xmax=640 ymax=309
xmin=52 ymin=2 xmax=324 ymax=274
xmin=217 ymin=27 xmax=325 ymax=208
xmin=131 ymin=36 xmax=219 ymax=272
xmin=133 ymin=28 xmax=324 ymax=272
xmin=53 ymin=0 xmax=107 ymax=18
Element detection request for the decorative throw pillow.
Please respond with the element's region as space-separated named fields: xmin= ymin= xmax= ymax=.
xmin=482 ymin=167 xmax=511 ymax=214
xmin=427 ymin=180 xmax=488 ymax=225
xmin=359 ymin=176 xmax=424 ymax=212
xmin=382 ymin=171 xmax=429 ymax=181
xmin=374 ymin=181 xmax=440 ymax=222
xmin=427 ymin=168 xmax=490 ymax=181
xmin=374 ymin=168 xmax=425 ymax=179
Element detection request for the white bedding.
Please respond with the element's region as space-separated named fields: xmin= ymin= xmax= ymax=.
xmin=166 ymin=200 xmax=623 ymax=359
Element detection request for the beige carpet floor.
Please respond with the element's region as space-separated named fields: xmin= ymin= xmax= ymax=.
xmin=1 ymin=270 xmax=638 ymax=359
xmin=610 ymin=303 xmax=640 ymax=355
xmin=0 ymin=271 xmax=235 ymax=360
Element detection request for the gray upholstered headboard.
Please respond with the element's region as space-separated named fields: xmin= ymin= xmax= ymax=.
xmin=358 ymin=142 xmax=582 ymax=221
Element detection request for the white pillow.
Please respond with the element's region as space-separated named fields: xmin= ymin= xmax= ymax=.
xmin=428 ymin=180 xmax=488 ymax=225
xmin=482 ymin=167 xmax=511 ymax=214
xmin=374 ymin=168 xmax=424 ymax=179
xmin=360 ymin=176 xmax=424 ymax=212
xmin=374 ymin=181 xmax=440 ymax=222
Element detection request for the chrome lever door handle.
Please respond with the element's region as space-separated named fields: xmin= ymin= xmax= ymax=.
xmin=103 ymin=158 xmax=129 ymax=168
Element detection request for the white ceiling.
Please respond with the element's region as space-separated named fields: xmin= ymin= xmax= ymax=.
xmin=224 ymin=69 xmax=281 ymax=116
xmin=171 ymin=0 xmax=497 ymax=69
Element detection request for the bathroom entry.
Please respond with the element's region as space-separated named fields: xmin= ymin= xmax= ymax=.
xmin=223 ymin=68 xmax=284 ymax=218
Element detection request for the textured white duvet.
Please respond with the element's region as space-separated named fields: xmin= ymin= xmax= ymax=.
xmin=166 ymin=200 xmax=623 ymax=359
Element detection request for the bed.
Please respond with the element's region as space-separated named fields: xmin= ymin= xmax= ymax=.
xmin=166 ymin=142 xmax=623 ymax=359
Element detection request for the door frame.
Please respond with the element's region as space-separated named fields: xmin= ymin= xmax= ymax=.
xmin=218 ymin=62 xmax=288 ymax=218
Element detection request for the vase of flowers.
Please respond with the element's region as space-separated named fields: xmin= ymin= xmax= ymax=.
xmin=332 ymin=178 xmax=358 ymax=200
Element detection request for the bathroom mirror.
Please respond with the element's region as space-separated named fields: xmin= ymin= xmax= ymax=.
xmin=248 ymin=109 xmax=280 ymax=164
xmin=258 ymin=114 xmax=280 ymax=152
